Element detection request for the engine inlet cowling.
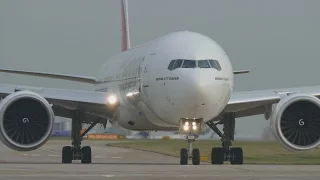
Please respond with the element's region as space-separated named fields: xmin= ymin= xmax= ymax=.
xmin=271 ymin=93 xmax=320 ymax=151
xmin=0 ymin=91 xmax=54 ymax=151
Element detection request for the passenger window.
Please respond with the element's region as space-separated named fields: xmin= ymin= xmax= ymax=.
xmin=198 ymin=60 xmax=210 ymax=68
xmin=182 ymin=60 xmax=196 ymax=68
xmin=167 ymin=60 xmax=175 ymax=70
xmin=209 ymin=60 xmax=221 ymax=71
xmin=173 ymin=59 xmax=183 ymax=70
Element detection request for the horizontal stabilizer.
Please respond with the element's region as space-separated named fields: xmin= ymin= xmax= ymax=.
xmin=233 ymin=70 xmax=249 ymax=74
xmin=0 ymin=68 xmax=97 ymax=84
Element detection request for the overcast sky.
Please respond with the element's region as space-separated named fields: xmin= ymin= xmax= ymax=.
xmin=1 ymin=0 xmax=320 ymax=139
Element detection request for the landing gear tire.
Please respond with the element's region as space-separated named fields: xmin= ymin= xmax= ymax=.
xmin=211 ymin=147 xmax=224 ymax=164
xmin=81 ymin=146 xmax=92 ymax=164
xmin=192 ymin=148 xmax=200 ymax=165
xmin=230 ymin=147 xmax=243 ymax=165
xmin=62 ymin=146 xmax=72 ymax=164
xmin=180 ymin=148 xmax=188 ymax=165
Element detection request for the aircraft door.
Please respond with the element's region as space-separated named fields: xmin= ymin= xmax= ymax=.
xmin=139 ymin=56 xmax=150 ymax=99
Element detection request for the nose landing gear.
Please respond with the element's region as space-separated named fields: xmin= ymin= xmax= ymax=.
xmin=180 ymin=135 xmax=200 ymax=165
xmin=179 ymin=118 xmax=202 ymax=165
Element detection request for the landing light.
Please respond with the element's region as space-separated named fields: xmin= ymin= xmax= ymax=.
xmin=126 ymin=91 xmax=139 ymax=97
xmin=126 ymin=92 xmax=133 ymax=97
xmin=181 ymin=119 xmax=201 ymax=133
xmin=183 ymin=125 xmax=189 ymax=131
xmin=107 ymin=95 xmax=117 ymax=105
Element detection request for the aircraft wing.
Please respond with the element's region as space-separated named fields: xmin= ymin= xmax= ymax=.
xmin=0 ymin=84 xmax=117 ymax=121
xmin=224 ymin=85 xmax=320 ymax=119
xmin=0 ymin=68 xmax=97 ymax=84
xmin=0 ymin=68 xmax=119 ymax=124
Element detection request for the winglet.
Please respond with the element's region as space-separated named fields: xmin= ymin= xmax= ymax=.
xmin=233 ymin=70 xmax=249 ymax=75
xmin=0 ymin=68 xmax=97 ymax=84
xmin=121 ymin=0 xmax=131 ymax=51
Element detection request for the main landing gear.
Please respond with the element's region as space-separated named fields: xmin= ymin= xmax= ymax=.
xmin=206 ymin=113 xmax=243 ymax=165
xmin=61 ymin=110 xmax=100 ymax=164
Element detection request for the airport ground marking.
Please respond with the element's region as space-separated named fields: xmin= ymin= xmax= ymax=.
xmin=41 ymin=148 xmax=61 ymax=155
xmin=48 ymin=154 xmax=60 ymax=157
xmin=31 ymin=154 xmax=42 ymax=157
xmin=102 ymin=175 xmax=115 ymax=177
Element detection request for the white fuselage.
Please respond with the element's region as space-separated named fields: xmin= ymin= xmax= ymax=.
xmin=95 ymin=31 xmax=234 ymax=131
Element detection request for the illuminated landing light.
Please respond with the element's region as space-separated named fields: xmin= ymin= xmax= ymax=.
xmin=126 ymin=91 xmax=139 ymax=97
xmin=185 ymin=122 xmax=189 ymax=126
xmin=107 ymin=95 xmax=118 ymax=105
xmin=192 ymin=125 xmax=197 ymax=130
xmin=192 ymin=122 xmax=196 ymax=126
xmin=183 ymin=125 xmax=189 ymax=131
xmin=126 ymin=92 xmax=133 ymax=97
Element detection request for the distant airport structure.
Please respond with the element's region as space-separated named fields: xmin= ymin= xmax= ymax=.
xmin=52 ymin=116 xmax=269 ymax=141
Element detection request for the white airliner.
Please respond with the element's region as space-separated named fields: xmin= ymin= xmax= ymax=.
xmin=0 ymin=0 xmax=320 ymax=165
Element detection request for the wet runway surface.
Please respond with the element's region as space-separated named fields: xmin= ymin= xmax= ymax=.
xmin=0 ymin=140 xmax=320 ymax=180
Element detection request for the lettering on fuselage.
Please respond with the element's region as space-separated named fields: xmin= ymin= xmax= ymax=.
xmin=156 ymin=77 xmax=179 ymax=81
xmin=215 ymin=77 xmax=229 ymax=81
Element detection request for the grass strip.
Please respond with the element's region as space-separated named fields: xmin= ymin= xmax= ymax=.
xmin=107 ymin=139 xmax=320 ymax=164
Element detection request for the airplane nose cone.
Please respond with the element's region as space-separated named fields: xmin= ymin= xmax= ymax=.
xmin=186 ymin=71 xmax=218 ymax=109
xmin=190 ymin=71 xmax=214 ymax=105
xmin=174 ymin=71 xmax=210 ymax=105
xmin=166 ymin=69 xmax=226 ymax=121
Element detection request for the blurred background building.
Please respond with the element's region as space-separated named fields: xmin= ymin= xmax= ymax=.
xmin=51 ymin=116 xmax=275 ymax=141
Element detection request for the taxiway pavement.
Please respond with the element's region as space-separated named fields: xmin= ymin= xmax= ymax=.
xmin=0 ymin=139 xmax=319 ymax=180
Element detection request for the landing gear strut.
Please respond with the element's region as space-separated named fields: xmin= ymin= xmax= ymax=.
xmin=180 ymin=134 xmax=200 ymax=165
xmin=179 ymin=119 xmax=202 ymax=165
xmin=206 ymin=113 xmax=243 ymax=165
xmin=61 ymin=110 xmax=99 ymax=164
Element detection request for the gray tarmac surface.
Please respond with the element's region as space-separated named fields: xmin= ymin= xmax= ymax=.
xmin=0 ymin=139 xmax=320 ymax=180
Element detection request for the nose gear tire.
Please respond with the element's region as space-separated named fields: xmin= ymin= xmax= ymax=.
xmin=180 ymin=148 xmax=188 ymax=165
xmin=192 ymin=148 xmax=200 ymax=165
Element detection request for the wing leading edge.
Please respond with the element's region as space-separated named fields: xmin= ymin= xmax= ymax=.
xmin=0 ymin=68 xmax=97 ymax=84
xmin=0 ymin=84 xmax=117 ymax=120
xmin=224 ymin=85 xmax=320 ymax=119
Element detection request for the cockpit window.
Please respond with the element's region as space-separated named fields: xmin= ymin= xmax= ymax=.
xmin=167 ymin=60 xmax=175 ymax=70
xmin=215 ymin=60 xmax=221 ymax=70
xmin=182 ymin=60 xmax=196 ymax=68
xmin=198 ymin=60 xmax=211 ymax=68
xmin=173 ymin=59 xmax=183 ymax=70
xmin=168 ymin=59 xmax=221 ymax=70
xmin=209 ymin=60 xmax=221 ymax=71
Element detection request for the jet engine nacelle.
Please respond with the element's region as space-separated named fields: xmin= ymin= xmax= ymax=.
xmin=270 ymin=93 xmax=320 ymax=151
xmin=0 ymin=90 xmax=54 ymax=151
